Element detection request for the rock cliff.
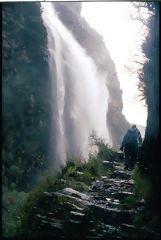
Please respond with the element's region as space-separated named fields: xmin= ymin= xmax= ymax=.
xmin=53 ymin=2 xmax=130 ymax=148
xmin=2 ymin=2 xmax=50 ymax=189
xmin=2 ymin=2 xmax=129 ymax=190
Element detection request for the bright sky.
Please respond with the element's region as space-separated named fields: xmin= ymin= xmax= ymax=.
xmin=81 ymin=2 xmax=148 ymax=127
xmin=2 ymin=0 xmax=148 ymax=127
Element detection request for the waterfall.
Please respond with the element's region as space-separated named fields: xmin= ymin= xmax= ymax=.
xmin=41 ymin=2 xmax=109 ymax=168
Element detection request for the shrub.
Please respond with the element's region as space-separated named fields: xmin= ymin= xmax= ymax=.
xmin=8 ymin=165 xmax=22 ymax=178
xmin=14 ymin=137 xmax=118 ymax=237
xmin=62 ymin=162 xmax=78 ymax=179
xmin=2 ymin=188 xmax=28 ymax=237
xmin=132 ymin=164 xmax=153 ymax=201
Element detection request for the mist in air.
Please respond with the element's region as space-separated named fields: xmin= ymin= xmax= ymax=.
xmin=81 ymin=2 xmax=148 ymax=129
xmin=41 ymin=2 xmax=109 ymax=167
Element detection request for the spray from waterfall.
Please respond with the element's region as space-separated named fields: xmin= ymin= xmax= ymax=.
xmin=41 ymin=2 xmax=110 ymax=168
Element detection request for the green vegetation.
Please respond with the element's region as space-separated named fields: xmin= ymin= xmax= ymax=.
xmin=2 ymin=4 xmax=51 ymax=236
xmin=135 ymin=2 xmax=160 ymax=229
xmin=3 ymin=142 xmax=117 ymax=238
xmin=122 ymin=164 xmax=158 ymax=230
xmin=133 ymin=165 xmax=152 ymax=201
xmin=133 ymin=214 xmax=144 ymax=228
xmin=2 ymin=187 xmax=28 ymax=237
xmin=59 ymin=156 xmax=110 ymax=185
xmin=3 ymin=3 xmax=50 ymax=192
xmin=132 ymin=165 xmax=160 ymax=231
xmin=2 ymin=2 xmax=160 ymax=238
xmin=2 ymin=3 xmax=121 ymax=231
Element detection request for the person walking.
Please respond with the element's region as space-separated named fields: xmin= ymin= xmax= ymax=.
xmin=120 ymin=125 xmax=142 ymax=170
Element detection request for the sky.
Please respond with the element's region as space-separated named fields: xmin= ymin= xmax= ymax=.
xmin=81 ymin=2 xmax=148 ymax=127
xmin=1 ymin=0 xmax=148 ymax=127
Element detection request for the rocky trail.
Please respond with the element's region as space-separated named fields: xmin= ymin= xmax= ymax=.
xmin=27 ymin=159 xmax=160 ymax=239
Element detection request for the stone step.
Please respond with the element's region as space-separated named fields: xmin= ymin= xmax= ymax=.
xmin=89 ymin=203 xmax=134 ymax=226
xmin=87 ymin=223 xmax=121 ymax=239
xmin=120 ymin=223 xmax=160 ymax=240
xmin=109 ymin=191 xmax=135 ymax=201
xmin=110 ymin=170 xmax=132 ymax=179
xmin=107 ymin=179 xmax=134 ymax=185
xmin=26 ymin=159 xmax=157 ymax=240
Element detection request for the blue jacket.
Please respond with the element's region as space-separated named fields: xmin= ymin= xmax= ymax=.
xmin=121 ymin=127 xmax=142 ymax=149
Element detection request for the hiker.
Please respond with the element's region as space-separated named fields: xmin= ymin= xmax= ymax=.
xmin=120 ymin=125 xmax=142 ymax=170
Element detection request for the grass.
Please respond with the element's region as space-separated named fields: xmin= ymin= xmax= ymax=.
xmin=132 ymin=164 xmax=153 ymax=201
xmin=3 ymin=142 xmax=119 ymax=238
xmin=2 ymin=187 xmax=28 ymax=237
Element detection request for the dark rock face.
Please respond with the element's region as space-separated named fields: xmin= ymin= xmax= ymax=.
xmin=2 ymin=3 xmax=51 ymax=190
xmin=53 ymin=2 xmax=130 ymax=148
xmin=2 ymin=1 xmax=129 ymax=188
xmin=139 ymin=4 xmax=160 ymax=221
xmin=142 ymin=5 xmax=159 ymax=145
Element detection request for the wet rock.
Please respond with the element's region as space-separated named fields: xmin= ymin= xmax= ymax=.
xmin=110 ymin=170 xmax=132 ymax=179
xmin=70 ymin=211 xmax=85 ymax=216
xmin=101 ymin=176 xmax=108 ymax=179
xmin=110 ymin=191 xmax=135 ymax=200
xmin=107 ymin=178 xmax=134 ymax=184
xmin=88 ymin=203 xmax=133 ymax=227
xmin=102 ymin=160 xmax=113 ymax=165
xmin=54 ymin=191 xmax=92 ymax=207
xmin=120 ymin=223 xmax=160 ymax=240
xmin=76 ymin=171 xmax=84 ymax=175
xmin=24 ymin=159 xmax=160 ymax=239
xmin=62 ymin=187 xmax=91 ymax=201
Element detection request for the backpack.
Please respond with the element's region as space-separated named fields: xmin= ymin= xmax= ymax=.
xmin=124 ymin=129 xmax=138 ymax=145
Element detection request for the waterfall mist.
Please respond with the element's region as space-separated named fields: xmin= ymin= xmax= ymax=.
xmin=41 ymin=2 xmax=109 ymax=168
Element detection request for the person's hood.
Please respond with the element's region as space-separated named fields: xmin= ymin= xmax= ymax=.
xmin=129 ymin=128 xmax=136 ymax=132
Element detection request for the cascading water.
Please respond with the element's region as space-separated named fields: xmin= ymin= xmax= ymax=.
xmin=41 ymin=2 xmax=110 ymax=168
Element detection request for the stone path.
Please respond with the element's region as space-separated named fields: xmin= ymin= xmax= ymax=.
xmin=28 ymin=159 xmax=160 ymax=239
